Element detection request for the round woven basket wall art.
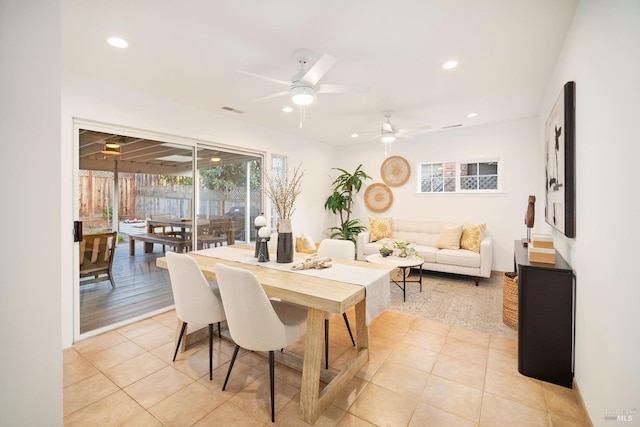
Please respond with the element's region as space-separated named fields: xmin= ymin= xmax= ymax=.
xmin=380 ymin=155 xmax=411 ymax=187
xmin=364 ymin=183 xmax=393 ymax=213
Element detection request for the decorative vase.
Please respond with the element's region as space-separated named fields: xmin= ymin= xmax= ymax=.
xmin=276 ymin=218 xmax=294 ymax=263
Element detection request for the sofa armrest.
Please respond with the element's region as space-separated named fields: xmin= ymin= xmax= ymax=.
xmin=356 ymin=232 xmax=370 ymax=261
xmin=479 ymin=236 xmax=493 ymax=278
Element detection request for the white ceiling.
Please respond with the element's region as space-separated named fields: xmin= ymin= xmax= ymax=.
xmin=62 ymin=0 xmax=579 ymax=146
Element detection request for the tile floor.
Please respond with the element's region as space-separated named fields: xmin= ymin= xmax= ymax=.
xmin=63 ymin=309 xmax=588 ymax=426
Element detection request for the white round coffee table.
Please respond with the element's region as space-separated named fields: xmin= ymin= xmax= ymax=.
xmin=366 ymin=254 xmax=424 ymax=302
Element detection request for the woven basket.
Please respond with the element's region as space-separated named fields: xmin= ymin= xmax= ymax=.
xmin=502 ymin=272 xmax=518 ymax=330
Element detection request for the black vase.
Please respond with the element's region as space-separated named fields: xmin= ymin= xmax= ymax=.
xmin=276 ymin=218 xmax=294 ymax=263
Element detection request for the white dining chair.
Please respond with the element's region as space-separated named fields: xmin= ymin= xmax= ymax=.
xmin=214 ymin=263 xmax=307 ymax=423
xmin=165 ymin=251 xmax=226 ymax=381
xmin=316 ymin=238 xmax=357 ymax=369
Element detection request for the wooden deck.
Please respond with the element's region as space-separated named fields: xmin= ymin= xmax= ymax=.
xmin=80 ymin=239 xmax=175 ymax=334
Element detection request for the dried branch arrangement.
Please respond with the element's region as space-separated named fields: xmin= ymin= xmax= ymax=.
xmin=261 ymin=163 xmax=304 ymax=220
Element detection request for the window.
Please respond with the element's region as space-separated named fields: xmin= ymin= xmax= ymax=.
xmin=419 ymin=159 xmax=502 ymax=193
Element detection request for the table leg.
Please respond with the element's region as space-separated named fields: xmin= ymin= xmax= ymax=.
xmin=402 ymin=267 xmax=407 ymax=302
xmin=300 ymin=307 xmax=325 ymax=422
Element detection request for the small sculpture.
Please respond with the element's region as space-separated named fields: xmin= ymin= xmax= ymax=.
xmin=524 ymin=195 xmax=536 ymax=246
xmin=291 ymin=255 xmax=332 ymax=270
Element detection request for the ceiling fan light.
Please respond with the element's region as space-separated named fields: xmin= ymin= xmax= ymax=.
xmin=105 ymin=141 xmax=121 ymax=149
xmin=381 ymin=134 xmax=396 ymax=143
xmin=101 ymin=144 xmax=121 ymax=155
xmin=291 ymin=86 xmax=314 ymax=106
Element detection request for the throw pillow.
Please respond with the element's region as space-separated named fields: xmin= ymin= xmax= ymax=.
xmin=369 ymin=217 xmax=393 ymax=242
xmin=460 ymin=223 xmax=486 ymax=253
xmin=436 ymin=224 xmax=463 ymax=249
xmin=301 ymin=233 xmax=316 ymax=250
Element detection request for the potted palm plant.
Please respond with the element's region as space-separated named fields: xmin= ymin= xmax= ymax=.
xmin=324 ymin=164 xmax=372 ymax=243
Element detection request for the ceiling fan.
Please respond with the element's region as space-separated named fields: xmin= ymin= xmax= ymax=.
xmin=237 ymin=48 xmax=366 ymax=127
xmin=354 ymin=112 xmax=431 ymax=154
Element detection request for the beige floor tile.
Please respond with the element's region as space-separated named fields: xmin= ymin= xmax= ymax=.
xmin=117 ymin=318 xmax=165 ymax=339
xmin=432 ymin=353 xmax=486 ymax=390
xmin=420 ymin=374 xmax=482 ymax=423
xmin=543 ymin=382 xmax=585 ymax=422
xmin=63 ymin=355 xmax=99 ymax=387
xmin=63 ymin=347 xmax=83 ymax=365
xmin=448 ymin=325 xmax=491 ymax=347
xmin=277 ymin=392 xmax=346 ymax=426
xmin=103 ymin=352 xmax=167 ymax=388
xmin=440 ymin=336 xmax=489 ymax=365
xmin=370 ymin=361 xmax=430 ymax=399
xmin=386 ymin=342 xmax=438 ymax=373
xmin=549 ymin=413 xmax=589 ymax=427
xmin=355 ymin=351 xmax=387 ymax=382
xmin=124 ymin=365 xmax=194 ymax=408
xmin=148 ymin=381 xmax=226 ymax=426
xmin=151 ymin=309 xmax=178 ymax=328
xmin=489 ymin=334 xmax=518 ymax=356
xmin=202 ymin=355 xmax=266 ymax=394
xmin=401 ymin=329 xmax=446 ymax=352
xmin=193 ymin=400 xmax=266 ymax=427
xmin=229 ymin=373 xmax=299 ymax=423
xmin=64 ymin=390 xmax=145 ymax=426
xmin=172 ymin=346 xmax=231 ymax=380
xmin=84 ymin=340 xmax=147 ymax=371
xmin=332 ymin=376 xmax=369 ymax=412
xmin=487 ymin=346 xmax=519 ymax=375
xmin=63 ymin=373 xmax=119 ymax=416
xmin=480 ymin=392 xmax=551 ymax=427
xmin=484 ymin=368 xmax=547 ymax=411
xmin=119 ymin=410 xmax=164 ymax=426
xmin=409 ymin=402 xmax=478 ymax=427
xmin=130 ymin=325 xmax=175 ymax=351
xmin=336 ymin=412 xmax=377 ymax=426
xmin=410 ymin=317 xmax=452 ymax=337
xmin=73 ymin=330 xmax=128 ymax=356
xmin=348 ymin=383 xmax=418 ymax=427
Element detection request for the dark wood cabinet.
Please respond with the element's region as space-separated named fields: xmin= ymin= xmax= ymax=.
xmin=514 ymin=240 xmax=575 ymax=388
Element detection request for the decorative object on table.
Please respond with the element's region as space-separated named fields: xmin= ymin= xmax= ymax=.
xmin=260 ymin=163 xmax=304 ymax=263
xmin=380 ymin=155 xmax=411 ymax=187
xmin=522 ymin=196 xmax=536 ymax=247
xmin=393 ymin=240 xmax=416 ymax=258
xmin=257 ymin=226 xmax=271 ymax=262
xmin=364 ymin=183 xmax=393 ymax=213
xmin=324 ymin=164 xmax=372 ymax=242
xmin=528 ymin=233 xmax=556 ymax=264
xmin=291 ymin=255 xmax=333 ymax=270
xmin=502 ymin=272 xmax=518 ymax=330
xmin=379 ymin=247 xmax=392 ymax=257
xmin=254 ymin=213 xmax=267 ymax=257
xmin=545 ymin=81 xmax=575 ymax=238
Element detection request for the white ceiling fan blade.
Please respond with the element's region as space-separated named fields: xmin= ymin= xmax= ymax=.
xmin=250 ymin=91 xmax=289 ymax=103
xmin=317 ymin=83 xmax=368 ymax=94
xmin=382 ymin=122 xmax=394 ymax=132
xmin=399 ymin=125 xmax=432 ymax=134
xmin=237 ymin=70 xmax=291 ymax=86
xmin=301 ymin=54 xmax=336 ymax=85
xmin=396 ymin=133 xmax=414 ymax=139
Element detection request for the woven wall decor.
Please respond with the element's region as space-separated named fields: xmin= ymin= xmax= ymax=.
xmin=381 ymin=155 xmax=411 ymax=187
xmin=364 ymin=183 xmax=393 ymax=213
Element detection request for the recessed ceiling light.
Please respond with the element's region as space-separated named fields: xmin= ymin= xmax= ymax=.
xmin=442 ymin=60 xmax=458 ymax=69
xmin=282 ymin=106 xmax=293 ymax=113
xmin=107 ymin=37 xmax=128 ymax=48
xmin=467 ymin=112 xmax=478 ymax=118
xmin=351 ymin=133 xmax=359 ymax=138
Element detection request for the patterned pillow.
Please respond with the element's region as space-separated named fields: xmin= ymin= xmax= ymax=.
xmin=460 ymin=223 xmax=486 ymax=253
xmin=369 ymin=217 xmax=393 ymax=242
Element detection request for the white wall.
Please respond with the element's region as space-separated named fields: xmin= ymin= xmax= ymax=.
xmin=0 ymin=1 xmax=63 ymax=425
xmin=337 ymin=117 xmax=540 ymax=272
xmin=60 ymin=76 xmax=338 ymax=346
xmin=538 ymin=0 xmax=640 ymax=424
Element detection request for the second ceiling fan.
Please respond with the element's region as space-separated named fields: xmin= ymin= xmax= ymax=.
xmin=355 ymin=112 xmax=431 ymax=154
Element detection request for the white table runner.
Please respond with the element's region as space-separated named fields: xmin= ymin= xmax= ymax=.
xmin=194 ymin=247 xmax=390 ymax=324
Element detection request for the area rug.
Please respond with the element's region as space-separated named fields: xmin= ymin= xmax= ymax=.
xmin=387 ymin=270 xmax=518 ymax=339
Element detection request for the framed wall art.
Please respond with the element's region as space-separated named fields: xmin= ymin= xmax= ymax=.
xmin=545 ymin=81 xmax=576 ymax=238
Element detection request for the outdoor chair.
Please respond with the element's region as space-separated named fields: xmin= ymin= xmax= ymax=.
xmin=79 ymin=231 xmax=118 ymax=288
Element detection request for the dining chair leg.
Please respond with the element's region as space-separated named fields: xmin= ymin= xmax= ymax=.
xmin=342 ymin=313 xmax=356 ymax=346
xmin=324 ymin=319 xmax=330 ymax=369
xmin=222 ymin=345 xmax=240 ymax=391
xmin=217 ymin=321 xmax=222 ymax=338
xmin=173 ymin=322 xmax=188 ymax=362
xmin=208 ymin=323 xmax=213 ymax=380
xmin=269 ymin=350 xmax=275 ymax=423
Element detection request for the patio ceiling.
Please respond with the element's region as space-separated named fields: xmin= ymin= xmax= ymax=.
xmin=79 ymin=129 xmax=260 ymax=175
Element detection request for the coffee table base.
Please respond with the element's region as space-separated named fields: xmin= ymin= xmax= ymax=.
xmin=391 ymin=266 xmax=423 ymax=302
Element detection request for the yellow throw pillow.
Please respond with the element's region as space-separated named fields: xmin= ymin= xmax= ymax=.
xmin=436 ymin=224 xmax=463 ymax=249
xmin=460 ymin=223 xmax=486 ymax=253
xmin=369 ymin=217 xmax=393 ymax=242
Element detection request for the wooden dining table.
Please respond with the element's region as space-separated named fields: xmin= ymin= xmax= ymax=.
xmin=156 ymin=245 xmax=394 ymax=424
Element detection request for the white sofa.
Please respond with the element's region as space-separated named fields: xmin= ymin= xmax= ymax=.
xmin=356 ymin=219 xmax=492 ymax=285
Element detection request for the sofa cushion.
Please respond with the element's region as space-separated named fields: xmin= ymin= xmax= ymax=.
xmin=436 ymin=249 xmax=481 ymax=268
xmin=437 ymin=224 xmax=463 ymax=249
xmin=413 ymin=245 xmax=438 ymax=263
xmin=369 ymin=216 xmax=393 ymax=241
xmin=460 ymin=223 xmax=486 ymax=253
